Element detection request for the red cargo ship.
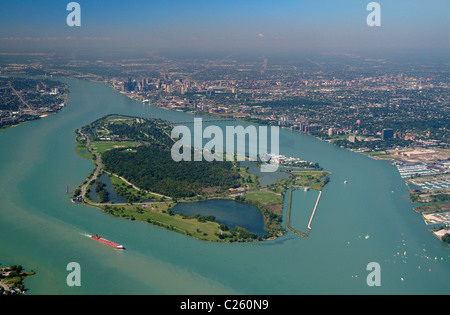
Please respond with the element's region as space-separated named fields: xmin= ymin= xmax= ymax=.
xmin=91 ymin=235 xmax=124 ymax=250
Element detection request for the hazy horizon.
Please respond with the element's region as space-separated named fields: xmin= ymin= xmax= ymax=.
xmin=0 ymin=1 xmax=449 ymax=61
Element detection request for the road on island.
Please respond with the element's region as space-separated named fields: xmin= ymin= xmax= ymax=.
xmin=76 ymin=129 xmax=171 ymax=206
xmin=78 ymin=130 xmax=103 ymax=200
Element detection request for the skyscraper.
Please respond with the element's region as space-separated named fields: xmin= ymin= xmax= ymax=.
xmin=382 ymin=128 xmax=394 ymax=140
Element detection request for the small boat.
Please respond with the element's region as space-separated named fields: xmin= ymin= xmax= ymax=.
xmin=344 ymin=180 xmax=348 ymax=184
xmin=90 ymin=235 xmax=124 ymax=250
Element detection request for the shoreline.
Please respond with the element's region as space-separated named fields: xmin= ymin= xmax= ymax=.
xmin=0 ymin=264 xmax=35 ymax=295
xmin=72 ymin=117 xmax=277 ymax=242
xmin=362 ymin=153 xmax=450 ymax=245
xmin=71 ymin=113 xmax=331 ymax=243
xmin=0 ymin=76 xmax=69 ymax=133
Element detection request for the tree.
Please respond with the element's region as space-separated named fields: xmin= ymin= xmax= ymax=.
xmin=442 ymin=233 xmax=450 ymax=244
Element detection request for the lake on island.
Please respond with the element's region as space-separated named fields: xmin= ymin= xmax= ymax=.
xmin=0 ymin=78 xmax=448 ymax=295
xmin=239 ymin=160 xmax=289 ymax=188
xmin=173 ymin=199 xmax=267 ymax=237
xmin=89 ymin=173 xmax=127 ymax=204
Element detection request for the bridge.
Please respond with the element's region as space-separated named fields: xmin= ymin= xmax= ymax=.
xmin=172 ymin=118 xmax=236 ymax=124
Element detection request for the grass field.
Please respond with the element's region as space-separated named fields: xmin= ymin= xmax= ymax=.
xmin=237 ymin=164 xmax=260 ymax=189
xmin=268 ymin=170 xmax=331 ymax=194
xmin=291 ymin=170 xmax=330 ymax=186
xmin=362 ymin=151 xmax=393 ymax=159
xmin=75 ymin=137 xmax=94 ymax=160
xmin=308 ymin=178 xmax=329 ymax=191
xmin=100 ymin=202 xmax=249 ymax=242
xmin=111 ymin=203 xmax=222 ymax=241
xmin=90 ymin=141 xmax=137 ymax=154
xmin=244 ymin=190 xmax=283 ymax=205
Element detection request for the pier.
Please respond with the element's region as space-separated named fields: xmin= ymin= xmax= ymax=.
xmin=286 ymin=188 xmax=323 ymax=238
xmin=308 ymin=191 xmax=322 ymax=230
xmin=286 ymin=188 xmax=309 ymax=237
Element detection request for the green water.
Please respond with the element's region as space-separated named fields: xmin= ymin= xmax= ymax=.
xmin=0 ymin=78 xmax=448 ymax=295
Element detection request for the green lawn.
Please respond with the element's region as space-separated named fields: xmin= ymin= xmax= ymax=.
xmin=101 ymin=203 xmax=228 ymax=242
xmin=291 ymin=170 xmax=330 ymax=186
xmin=267 ymin=170 xmax=331 ymax=194
xmin=308 ymin=177 xmax=330 ymax=191
xmin=75 ymin=137 xmax=94 ymax=160
xmin=362 ymin=151 xmax=393 ymax=159
xmin=90 ymin=141 xmax=137 ymax=154
xmin=244 ymin=190 xmax=283 ymax=205
xmin=237 ymin=164 xmax=260 ymax=189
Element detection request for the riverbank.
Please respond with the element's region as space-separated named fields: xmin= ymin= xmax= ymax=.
xmin=364 ymin=151 xmax=450 ymax=245
xmin=0 ymin=76 xmax=69 ymax=133
xmin=0 ymin=264 xmax=35 ymax=295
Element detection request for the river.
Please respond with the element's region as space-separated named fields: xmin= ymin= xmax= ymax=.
xmin=0 ymin=78 xmax=448 ymax=295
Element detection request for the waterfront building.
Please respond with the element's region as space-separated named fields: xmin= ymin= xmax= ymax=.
xmin=382 ymin=128 xmax=394 ymax=140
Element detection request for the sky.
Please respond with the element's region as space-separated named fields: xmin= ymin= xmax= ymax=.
xmin=0 ymin=0 xmax=448 ymax=59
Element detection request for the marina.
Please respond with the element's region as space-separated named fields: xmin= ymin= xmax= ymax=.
xmin=407 ymin=174 xmax=450 ymax=191
xmin=396 ymin=163 xmax=439 ymax=179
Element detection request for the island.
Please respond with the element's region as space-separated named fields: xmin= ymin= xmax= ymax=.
xmin=0 ymin=264 xmax=35 ymax=295
xmin=72 ymin=114 xmax=331 ymax=242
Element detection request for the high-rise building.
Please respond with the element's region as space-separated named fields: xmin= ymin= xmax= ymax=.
xmin=328 ymin=128 xmax=334 ymax=137
xmin=382 ymin=128 xmax=394 ymax=140
xmin=123 ymin=77 xmax=136 ymax=92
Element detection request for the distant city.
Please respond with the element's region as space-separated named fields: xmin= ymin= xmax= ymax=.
xmin=1 ymin=55 xmax=448 ymax=157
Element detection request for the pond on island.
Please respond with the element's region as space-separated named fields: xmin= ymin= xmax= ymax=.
xmin=239 ymin=160 xmax=289 ymax=188
xmin=89 ymin=173 xmax=127 ymax=204
xmin=172 ymin=199 xmax=267 ymax=236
